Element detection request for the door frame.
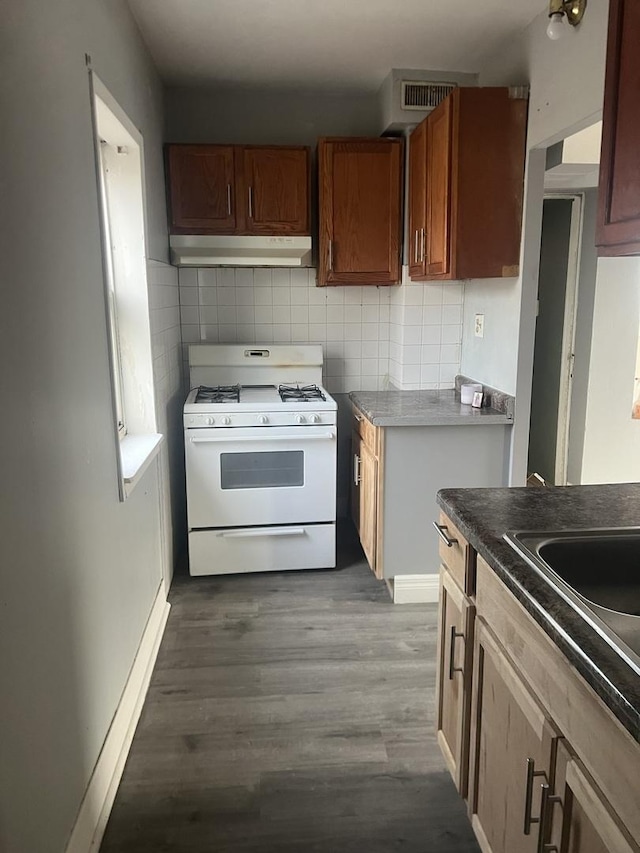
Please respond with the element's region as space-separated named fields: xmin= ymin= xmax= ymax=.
xmin=534 ymin=192 xmax=584 ymax=485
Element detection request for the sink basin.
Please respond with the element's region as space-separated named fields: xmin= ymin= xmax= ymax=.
xmin=504 ymin=528 xmax=640 ymax=676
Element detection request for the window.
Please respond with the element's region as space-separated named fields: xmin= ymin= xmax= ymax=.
xmin=91 ymin=72 xmax=162 ymax=499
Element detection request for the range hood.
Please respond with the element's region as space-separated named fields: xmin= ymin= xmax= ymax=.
xmin=170 ymin=235 xmax=313 ymax=267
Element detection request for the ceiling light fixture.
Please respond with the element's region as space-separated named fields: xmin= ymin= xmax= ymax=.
xmin=547 ymin=0 xmax=587 ymax=40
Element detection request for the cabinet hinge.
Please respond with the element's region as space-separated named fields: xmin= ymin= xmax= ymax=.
xmin=509 ymin=85 xmax=530 ymax=100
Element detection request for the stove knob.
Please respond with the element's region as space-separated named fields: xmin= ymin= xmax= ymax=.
xmin=296 ymin=414 xmax=306 ymax=424
xmin=309 ymin=414 xmax=320 ymax=424
xmin=205 ymin=417 xmax=214 ymax=426
xmin=257 ymin=415 xmax=269 ymax=425
xmin=221 ymin=416 xmax=231 ymax=426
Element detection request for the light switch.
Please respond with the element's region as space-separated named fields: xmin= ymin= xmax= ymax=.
xmin=475 ymin=314 xmax=485 ymax=338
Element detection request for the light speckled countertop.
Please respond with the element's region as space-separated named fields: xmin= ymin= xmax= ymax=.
xmin=349 ymin=389 xmax=513 ymax=427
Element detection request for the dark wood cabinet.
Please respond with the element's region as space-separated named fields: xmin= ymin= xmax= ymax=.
xmin=318 ymin=138 xmax=403 ymax=286
xmin=166 ymin=144 xmax=310 ymax=236
xmin=596 ymin=0 xmax=640 ymax=256
xmin=240 ymin=147 xmax=310 ymax=235
xmin=167 ymin=145 xmax=237 ymax=234
xmin=425 ymin=97 xmax=453 ymax=278
xmin=408 ymin=119 xmax=427 ymax=278
xmin=408 ymin=88 xmax=527 ymax=281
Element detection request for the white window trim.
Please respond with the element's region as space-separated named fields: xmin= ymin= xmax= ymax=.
xmin=89 ymin=66 xmax=162 ymax=500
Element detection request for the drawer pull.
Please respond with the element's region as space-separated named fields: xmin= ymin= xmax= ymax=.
xmin=448 ymin=625 xmax=465 ymax=680
xmin=536 ymin=783 xmax=561 ymax=853
xmin=433 ymin=522 xmax=458 ymax=548
xmin=524 ymin=758 xmax=548 ymax=835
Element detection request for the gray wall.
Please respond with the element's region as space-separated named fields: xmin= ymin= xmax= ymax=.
xmin=165 ymin=85 xmax=381 ymax=145
xmin=0 ymin=2 xmax=171 ymax=851
xmin=567 ymin=190 xmax=598 ymax=484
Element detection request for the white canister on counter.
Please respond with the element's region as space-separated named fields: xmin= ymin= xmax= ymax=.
xmin=460 ymin=383 xmax=483 ymax=405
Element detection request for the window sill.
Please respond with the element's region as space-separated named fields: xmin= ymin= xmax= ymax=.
xmin=120 ymin=433 xmax=164 ymax=499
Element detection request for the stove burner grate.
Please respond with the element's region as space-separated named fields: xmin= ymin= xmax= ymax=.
xmin=195 ymin=384 xmax=241 ymax=404
xmin=278 ymin=384 xmax=326 ymax=403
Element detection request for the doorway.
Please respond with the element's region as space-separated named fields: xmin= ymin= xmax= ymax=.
xmin=528 ymin=195 xmax=583 ymax=485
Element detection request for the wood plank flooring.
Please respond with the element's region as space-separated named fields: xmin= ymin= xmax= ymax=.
xmin=100 ymin=524 xmax=480 ymax=852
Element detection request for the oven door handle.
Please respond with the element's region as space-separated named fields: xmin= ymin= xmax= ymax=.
xmin=189 ymin=432 xmax=336 ymax=443
xmin=217 ymin=527 xmax=307 ymax=538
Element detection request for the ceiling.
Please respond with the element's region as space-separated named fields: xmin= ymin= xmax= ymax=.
xmin=128 ymin=0 xmax=544 ymax=91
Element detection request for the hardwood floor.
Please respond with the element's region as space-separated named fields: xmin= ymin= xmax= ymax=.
xmin=100 ymin=524 xmax=480 ymax=852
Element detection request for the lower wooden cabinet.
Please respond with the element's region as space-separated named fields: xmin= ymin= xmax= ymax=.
xmin=468 ymin=621 xmax=560 ymax=853
xmin=435 ymin=512 xmax=640 ymax=853
xmin=547 ymin=741 xmax=639 ymax=853
xmin=350 ymin=408 xmax=382 ymax=577
xmin=436 ymin=568 xmax=475 ymax=796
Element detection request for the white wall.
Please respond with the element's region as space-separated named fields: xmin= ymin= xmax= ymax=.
xmin=461 ymin=2 xmax=610 ymax=480
xmin=0 ymin=2 xmax=177 ymax=851
xmin=581 ymin=258 xmax=640 ymax=483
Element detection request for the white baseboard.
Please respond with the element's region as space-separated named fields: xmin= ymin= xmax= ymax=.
xmin=66 ymin=582 xmax=170 ymax=853
xmin=392 ymin=574 xmax=440 ymax=604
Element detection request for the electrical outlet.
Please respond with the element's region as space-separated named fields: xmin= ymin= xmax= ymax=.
xmin=475 ymin=314 xmax=485 ymax=338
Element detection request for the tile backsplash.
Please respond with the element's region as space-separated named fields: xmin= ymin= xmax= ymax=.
xmin=389 ymin=270 xmax=463 ymax=390
xmin=178 ymin=266 xmax=463 ymax=393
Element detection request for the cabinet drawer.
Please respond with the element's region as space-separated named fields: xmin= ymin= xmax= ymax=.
xmin=352 ymin=406 xmax=379 ymax=454
xmin=436 ymin=512 xmax=475 ymax=595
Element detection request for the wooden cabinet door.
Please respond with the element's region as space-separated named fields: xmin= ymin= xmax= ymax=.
xmin=241 ymin=147 xmax=310 ymax=235
xmin=543 ymin=741 xmax=639 ymax=853
xmin=469 ymin=621 xmax=560 ymax=853
xmin=358 ymin=438 xmax=378 ymax=573
xmin=436 ymin=568 xmax=475 ymax=797
xmin=408 ymin=119 xmax=427 ymax=278
xmin=425 ymin=99 xmax=453 ymax=277
xmin=167 ymin=145 xmax=236 ymax=234
xmin=597 ymin=0 xmax=640 ymax=255
xmin=318 ymin=139 xmax=403 ymax=286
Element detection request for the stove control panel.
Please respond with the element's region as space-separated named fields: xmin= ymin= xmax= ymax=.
xmin=184 ymin=410 xmax=337 ymax=428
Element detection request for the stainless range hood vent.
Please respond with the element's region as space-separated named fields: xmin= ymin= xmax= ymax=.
xmin=170 ymin=235 xmax=313 ymax=267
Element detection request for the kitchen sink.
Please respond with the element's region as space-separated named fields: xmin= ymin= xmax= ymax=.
xmin=504 ymin=528 xmax=640 ymax=676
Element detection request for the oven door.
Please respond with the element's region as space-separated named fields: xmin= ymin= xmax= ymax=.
xmin=185 ymin=426 xmax=337 ymax=528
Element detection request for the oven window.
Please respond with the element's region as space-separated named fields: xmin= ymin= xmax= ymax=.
xmin=220 ymin=450 xmax=304 ymax=490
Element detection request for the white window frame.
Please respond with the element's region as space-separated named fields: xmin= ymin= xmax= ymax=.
xmin=89 ymin=68 xmax=162 ymax=500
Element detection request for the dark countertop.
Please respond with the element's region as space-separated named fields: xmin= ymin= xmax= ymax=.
xmin=349 ymin=389 xmax=513 ymax=427
xmin=437 ymin=484 xmax=640 ymax=742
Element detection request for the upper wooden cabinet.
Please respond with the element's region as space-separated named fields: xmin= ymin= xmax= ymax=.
xmin=318 ymin=138 xmax=403 ymax=286
xmin=408 ymin=119 xmax=427 ymax=279
xmin=596 ymin=0 xmax=640 ymax=256
xmin=166 ymin=144 xmax=310 ymax=236
xmin=167 ymin=145 xmax=237 ymax=234
xmin=408 ymin=88 xmax=527 ymax=281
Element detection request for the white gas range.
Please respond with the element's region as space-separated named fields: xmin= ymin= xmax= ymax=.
xmin=184 ymin=344 xmax=338 ymax=576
